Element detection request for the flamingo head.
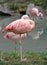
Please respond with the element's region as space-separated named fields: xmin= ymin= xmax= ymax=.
xmin=21 ymin=15 xmax=30 ymax=20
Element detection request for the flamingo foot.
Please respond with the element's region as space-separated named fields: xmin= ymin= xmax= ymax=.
xmin=20 ymin=58 xmax=27 ymax=62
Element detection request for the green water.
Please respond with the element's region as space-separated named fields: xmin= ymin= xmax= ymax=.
xmin=0 ymin=15 xmax=47 ymax=52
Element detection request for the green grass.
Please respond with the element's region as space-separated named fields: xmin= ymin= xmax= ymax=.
xmin=0 ymin=51 xmax=47 ymax=65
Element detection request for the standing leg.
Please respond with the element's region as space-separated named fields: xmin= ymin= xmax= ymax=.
xmin=14 ymin=41 xmax=17 ymax=51
xmin=19 ymin=34 xmax=22 ymax=62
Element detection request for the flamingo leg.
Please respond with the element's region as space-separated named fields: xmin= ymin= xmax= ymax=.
xmin=19 ymin=34 xmax=22 ymax=62
xmin=14 ymin=41 xmax=17 ymax=51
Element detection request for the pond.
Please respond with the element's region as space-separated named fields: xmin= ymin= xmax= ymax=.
xmin=0 ymin=15 xmax=47 ymax=52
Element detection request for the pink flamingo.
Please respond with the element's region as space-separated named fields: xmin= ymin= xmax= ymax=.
xmin=29 ymin=7 xmax=44 ymax=36
xmin=30 ymin=7 xmax=43 ymax=17
xmin=2 ymin=15 xmax=35 ymax=61
xmin=29 ymin=7 xmax=43 ymax=22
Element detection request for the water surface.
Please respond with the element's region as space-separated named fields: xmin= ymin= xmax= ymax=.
xmin=0 ymin=15 xmax=47 ymax=52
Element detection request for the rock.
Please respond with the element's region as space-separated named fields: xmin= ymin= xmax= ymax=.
xmin=0 ymin=3 xmax=11 ymax=15
xmin=0 ymin=3 xmax=20 ymax=16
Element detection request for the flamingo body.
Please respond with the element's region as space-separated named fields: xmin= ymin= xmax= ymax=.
xmin=2 ymin=19 xmax=35 ymax=34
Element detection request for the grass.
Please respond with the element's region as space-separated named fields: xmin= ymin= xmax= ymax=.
xmin=0 ymin=51 xmax=47 ymax=65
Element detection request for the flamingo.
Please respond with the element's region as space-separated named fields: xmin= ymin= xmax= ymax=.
xmin=30 ymin=7 xmax=43 ymax=17
xmin=2 ymin=15 xmax=35 ymax=61
xmin=29 ymin=7 xmax=44 ymax=36
xmin=29 ymin=7 xmax=43 ymax=23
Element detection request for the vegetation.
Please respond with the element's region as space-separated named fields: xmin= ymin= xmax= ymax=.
xmin=0 ymin=51 xmax=47 ymax=65
xmin=7 ymin=0 xmax=47 ymax=13
xmin=33 ymin=0 xmax=47 ymax=8
xmin=0 ymin=0 xmax=47 ymax=13
xmin=8 ymin=2 xmax=28 ymax=11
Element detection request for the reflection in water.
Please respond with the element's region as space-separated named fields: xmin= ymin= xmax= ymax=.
xmin=28 ymin=28 xmax=44 ymax=40
xmin=0 ymin=15 xmax=47 ymax=52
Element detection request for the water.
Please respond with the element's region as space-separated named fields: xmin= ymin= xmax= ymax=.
xmin=0 ymin=15 xmax=47 ymax=52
